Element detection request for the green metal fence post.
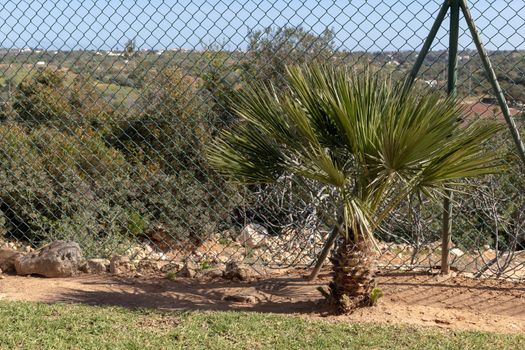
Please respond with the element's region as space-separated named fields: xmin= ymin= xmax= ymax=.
xmin=441 ymin=0 xmax=460 ymax=276
xmin=405 ymin=0 xmax=450 ymax=87
xmin=460 ymin=0 xmax=525 ymax=167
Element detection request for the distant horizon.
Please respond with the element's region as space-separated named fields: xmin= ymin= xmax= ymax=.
xmin=0 ymin=46 xmax=523 ymax=55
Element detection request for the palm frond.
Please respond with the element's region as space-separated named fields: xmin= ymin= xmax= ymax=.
xmin=207 ymin=63 xmax=505 ymax=239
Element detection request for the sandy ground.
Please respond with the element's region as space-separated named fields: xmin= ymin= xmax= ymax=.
xmin=1 ymin=269 xmax=524 ymax=334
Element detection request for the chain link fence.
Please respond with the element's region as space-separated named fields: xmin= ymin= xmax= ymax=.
xmin=0 ymin=0 xmax=523 ymax=280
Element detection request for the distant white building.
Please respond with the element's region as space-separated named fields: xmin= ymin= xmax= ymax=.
xmin=424 ymin=80 xmax=438 ymax=88
xmin=169 ymin=48 xmax=190 ymax=53
xmin=36 ymin=61 xmax=46 ymax=66
xmin=107 ymin=51 xmax=124 ymax=57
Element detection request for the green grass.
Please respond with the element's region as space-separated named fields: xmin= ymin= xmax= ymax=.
xmin=0 ymin=63 xmax=140 ymax=108
xmin=0 ymin=65 xmax=34 ymax=85
xmin=0 ymin=301 xmax=523 ymax=350
xmin=95 ymin=81 xmax=140 ymax=106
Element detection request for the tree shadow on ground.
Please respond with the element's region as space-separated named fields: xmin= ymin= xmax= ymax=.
xmin=53 ymin=274 xmax=329 ymax=315
xmin=7 ymin=270 xmax=522 ymax=318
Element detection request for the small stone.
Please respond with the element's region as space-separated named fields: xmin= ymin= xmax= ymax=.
xmin=223 ymin=261 xmax=255 ymax=281
xmin=110 ymin=255 xmax=135 ymax=274
xmin=176 ymin=261 xmax=199 ymax=278
xmin=0 ymin=248 xmax=22 ymax=273
xmin=216 ymin=255 xmax=231 ymax=263
xmin=434 ymin=319 xmax=452 ymax=325
xmin=202 ymin=268 xmax=223 ymax=279
xmin=450 ymin=248 xmax=464 ymax=257
xmin=124 ymin=246 xmax=148 ymax=262
xmin=160 ymin=261 xmax=184 ymax=273
xmin=137 ymin=260 xmax=162 ymax=272
xmin=86 ymin=259 xmax=110 ymax=274
xmin=237 ymin=223 xmax=269 ymax=248
xmin=483 ymin=244 xmax=491 ymax=251
xmin=223 ymin=294 xmax=257 ymax=303
xmin=143 ymin=245 xmax=153 ymax=254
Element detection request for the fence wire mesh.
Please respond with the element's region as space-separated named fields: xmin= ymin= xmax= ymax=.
xmin=0 ymin=0 xmax=523 ymax=280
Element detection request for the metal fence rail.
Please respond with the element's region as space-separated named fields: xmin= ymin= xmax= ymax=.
xmin=0 ymin=0 xmax=523 ymax=280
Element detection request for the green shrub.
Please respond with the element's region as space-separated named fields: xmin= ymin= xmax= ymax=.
xmin=11 ymin=68 xmax=120 ymax=133
xmin=129 ymin=168 xmax=240 ymax=245
xmin=243 ymin=26 xmax=335 ymax=87
xmin=13 ymin=68 xmax=72 ymax=127
xmin=0 ymin=124 xmax=140 ymax=248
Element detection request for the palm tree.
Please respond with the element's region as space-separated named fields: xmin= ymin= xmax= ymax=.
xmin=207 ymin=65 xmax=504 ymax=313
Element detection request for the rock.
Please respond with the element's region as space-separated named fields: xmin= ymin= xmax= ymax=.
xmin=223 ymin=261 xmax=255 ymax=281
xmin=237 ymin=223 xmax=269 ymax=248
xmin=482 ymin=249 xmax=496 ymax=260
xmin=176 ymin=260 xmax=199 ymax=278
xmin=450 ymin=248 xmax=464 ymax=257
xmin=137 ymin=259 xmax=163 ymax=273
xmin=142 ymin=244 xmax=153 ymax=255
xmin=213 ymin=255 xmax=231 ymax=264
xmin=85 ymin=259 xmax=110 ymax=274
xmin=483 ymin=244 xmax=491 ymax=251
xmin=109 ymin=255 xmax=135 ymax=274
xmin=0 ymin=248 xmax=22 ymax=273
xmin=149 ymin=251 xmax=168 ymax=261
xmin=201 ymin=268 xmax=224 ymax=279
xmin=223 ymin=294 xmax=257 ymax=303
xmin=124 ymin=247 xmax=147 ymax=262
xmin=462 ymin=272 xmax=475 ymax=279
xmin=14 ymin=241 xmax=82 ymax=278
xmin=160 ymin=261 xmax=184 ymax=273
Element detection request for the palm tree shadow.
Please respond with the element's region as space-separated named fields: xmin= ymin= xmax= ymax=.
xmin=52 ymin=275 xmax=331 ymax=315
xmin=43 ymin=271 xmax=525 ymax=318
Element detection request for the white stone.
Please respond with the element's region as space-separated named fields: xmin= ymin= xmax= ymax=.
xmin=86 ymin=259 xmax=110 ymax=274
xmin=450 ymin=248 xmax=464 ymax=257
xmin=237 ymin=223 xmax=269 ymax=248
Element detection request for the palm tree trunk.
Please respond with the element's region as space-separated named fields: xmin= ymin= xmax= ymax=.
xmin=328 ymin=232 xmax=377 ymax=313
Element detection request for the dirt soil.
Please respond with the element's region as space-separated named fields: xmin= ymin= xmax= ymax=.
xmin=1 ymin=269 xmax=524 ymax=334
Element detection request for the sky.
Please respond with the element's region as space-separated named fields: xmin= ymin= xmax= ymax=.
xmin=0 ymin=0 xmax=524 ymax=52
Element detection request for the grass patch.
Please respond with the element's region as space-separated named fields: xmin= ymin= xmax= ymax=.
xmin=0 ymin=301 xmax=523 ymax=349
